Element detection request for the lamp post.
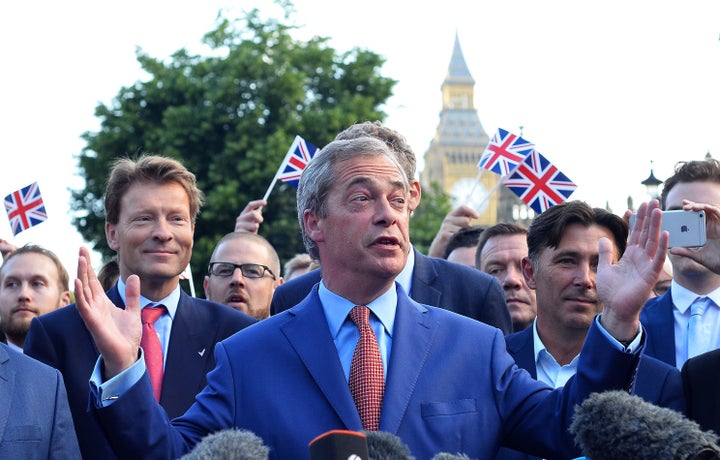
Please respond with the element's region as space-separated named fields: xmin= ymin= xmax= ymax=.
xmin=641 ymin=161 xmax=663 ymax=200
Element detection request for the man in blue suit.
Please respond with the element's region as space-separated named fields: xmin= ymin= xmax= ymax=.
xmin=0 ymin=342 xmax=80 ymax=458
xmin=497 ymin=202 xmax=684 ymax=460
xmin=75 ymin=137 xmax=669 ymax=459
xmin=25 ymin=155 xmax=256 ymax=459
xmin=270 ymin=121 xmax=511 ymax=333
xmin=640 ymin=159 xmax=720 ymax=369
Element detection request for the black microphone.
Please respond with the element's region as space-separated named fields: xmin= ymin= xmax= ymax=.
xmin=179 ymin=428 xmax=269 ymax=460
xmin=308 ymin=429 xmax=369 ymax=460
xmin=430 ymin=454 xmax=471 ymax=460
xmin=363 ymin=431 xmax=414 ymax=460
xmin=570 ymin=390 xmax=720 ymax=460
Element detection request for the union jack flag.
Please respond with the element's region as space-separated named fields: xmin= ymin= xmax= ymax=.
xmin=478 ymin=128 xmax=535 ymax=177
xmin=503 ymin=150 xmax=577 ymax=214
xmin=276 ymin=135 xmax=319 ymax=188
xmin=4 ymin=182 xmax=48 ymax=236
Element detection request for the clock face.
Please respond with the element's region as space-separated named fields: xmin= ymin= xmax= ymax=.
xmin=450 ymin=178 xmax=489 ymax=214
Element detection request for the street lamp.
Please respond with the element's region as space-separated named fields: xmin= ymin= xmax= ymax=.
xmin=641 ymin=161 xmax=663 ymax=199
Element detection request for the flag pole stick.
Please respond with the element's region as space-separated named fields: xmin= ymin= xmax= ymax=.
xmin=263 ymin=136 xmax=301 ymax=202
xmin=467 ymin=178 xmax=504 ymax=211
xmin=463 ymin=170 xmax=484 ymax=204
xmin=262 ymin=176 xmax=278 ymax=202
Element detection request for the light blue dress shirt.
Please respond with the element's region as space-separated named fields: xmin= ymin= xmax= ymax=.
xmin=319 ymin=281 xmax=397 ymax=380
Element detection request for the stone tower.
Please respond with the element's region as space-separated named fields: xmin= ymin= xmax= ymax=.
xmin=420 ymin=33 xmax=499 ymax=226
xmin=420 ymin=33 xmax=533 ymax=227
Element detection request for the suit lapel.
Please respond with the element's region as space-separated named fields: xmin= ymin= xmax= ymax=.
xmin=641 ymin=292 xmax=676 ymax=366
xmin=409 ymin=249 xmax=441 ymax=307
xmin=0 ymin=346 xmax=14 ymax=443
xmin=281 ymin=291 xmax=361 ymax=429
xmin=162 ymin=292 xmax=210 ymax=416
xmin=505 ymin=328 xmax=537 ymax=379
xmin=380 ymin=292 xmax=434 ymax=434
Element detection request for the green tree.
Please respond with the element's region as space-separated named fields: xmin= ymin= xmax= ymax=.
xmin=409 ymin=182 xmax=452 ymax=254
xmin=71 ymin=5 xmax=395 ymax=290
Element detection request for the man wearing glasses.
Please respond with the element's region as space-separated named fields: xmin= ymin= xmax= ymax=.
xmin=204 ymin=232 xmax=284 ymax=319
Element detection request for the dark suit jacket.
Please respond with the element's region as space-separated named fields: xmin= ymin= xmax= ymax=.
xmin=95 ymin=286 xmax=640 ymax=460
xmin=271 ymin=247 xmax=512 ymax=334
xmin=640 ymin=290 xmax=677 ymax=366
xmin=24 ymin=284 xmax=256 ymax=460
xmin=682 ymin=348 xmax=720 ymax=433
xmin=496 ymin=327 xmax=685 ymax=460
xmin=0 ymin=343 xmax=80 ymax=459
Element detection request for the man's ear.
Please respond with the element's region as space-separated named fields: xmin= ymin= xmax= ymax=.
xmin=521 ymin=256 xmax=537 ymax=290
xmin=106 ymin=222 xmax=120 ymax=251
xmin=303 ymin=210 xmax=324 ymax=244
xmin=408 ymin=180 xmax=422 ymax=212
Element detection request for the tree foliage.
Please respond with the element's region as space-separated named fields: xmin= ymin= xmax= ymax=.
xmin=71 ymin=5 xmax=395 ymax=287
xmin=409 ymin=182 xmax=452 ymax=254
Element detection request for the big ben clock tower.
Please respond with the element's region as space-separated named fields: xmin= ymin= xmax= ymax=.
xmin=420 ymin=33 xmax=500 ymax=225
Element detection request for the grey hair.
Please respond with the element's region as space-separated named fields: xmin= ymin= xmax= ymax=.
xmin=296 ymin=136 xmax=408 ymax=260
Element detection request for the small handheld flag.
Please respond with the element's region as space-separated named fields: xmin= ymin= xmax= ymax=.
xmin=263 ymin=135 xmax=320 ymax=201
xmin=478 ymin=128 xmax=535 ymax=177
xmin=503 ymin=149 xmax=577 ymax=214
xmin=4 ymin=182 xmax=48 ymax=236
xmin=464 ymin=127 xmax=534 ymax=210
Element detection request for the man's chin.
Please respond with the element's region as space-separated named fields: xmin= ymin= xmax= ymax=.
xmin=225 ymin=302 xmax=249 ymax=313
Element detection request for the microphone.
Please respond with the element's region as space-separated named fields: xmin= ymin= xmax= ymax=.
xmin=364 ymin=431 xmax=414 ymax=460
xmin=308 ymin=429 xmax=369 ymax=460
xmin=179 ymin=428 xmax=269 ymax=460
xmin=430 ymin=454 xmax=471 ymax=460
xmin=570 ymin=390 xmax=720 ymax=460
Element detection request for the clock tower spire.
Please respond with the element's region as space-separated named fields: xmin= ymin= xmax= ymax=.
xmin=420 ymin=33 xmax=499 ymax=224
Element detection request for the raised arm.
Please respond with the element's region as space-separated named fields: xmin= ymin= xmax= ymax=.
xmin=597 ymin=200 xmax=669 ymax=341
xmin=427 ymin=204 xmax=480 ymax=258
xmin=234 ymin=199 xmax=267 ymax=233
xmin=74 ymin=247 xmax=142 ymax=378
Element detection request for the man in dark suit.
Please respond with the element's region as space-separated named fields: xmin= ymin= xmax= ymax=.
xmin=270 ymin=121 xmax=511 ymax=333
xmin=640 ymin=159 xmax=720 ymax=369
xmin=25 ymin=155 xmax=256 ymax=459
xmin=675 ymin=199 xmax=720 ymax=433
xmin=0 ymin=342 xmax=80 ymax=458
xmin=496 ymin=201 xmax=684 ymax=460
xmin=73 ymin=137 xmax=668 ymax=459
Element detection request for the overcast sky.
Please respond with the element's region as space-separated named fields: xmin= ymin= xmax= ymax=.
xmin=1 ymin=0 xmax=719 ymax=276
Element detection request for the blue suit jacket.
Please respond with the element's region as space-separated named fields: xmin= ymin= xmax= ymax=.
xmin=271 ymin=248 xmax=512 ymax=334
xmin=640 ymin=290 xmax=677 ymax=366
xmin=95 ymin=286 xmax=640 ymax=460
xmin=24 ymin=284 xmax=256 ymax=460
xmin=0 ymin=343 xmax=80 ymax=459
xmin=497 ymin=327 xmax=685 ymax=460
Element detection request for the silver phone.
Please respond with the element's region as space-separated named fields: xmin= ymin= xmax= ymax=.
xmin=630 ymin=209 xmax=707 ymax=247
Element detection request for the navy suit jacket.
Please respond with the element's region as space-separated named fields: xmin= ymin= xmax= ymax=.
xmin=497 ymin=327 xmax=685 ymax=460
xmin=95 ymin=286 xmax=640 ymax=460
xmin=0 ymin=343 xmax=80 ymax=459
xmin=682 ymin=348 xmax=720 ymax=433
xmin=24 ymin=284 xmax=256 ymax=460
xmin=640 ymin=290 xmax=677 ymax=366
xmin=271 ymin=248 xmax=512 ymax=334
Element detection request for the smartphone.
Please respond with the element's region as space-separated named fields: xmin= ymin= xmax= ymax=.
xmin=630 ymin=210 xmax=707 ymax=247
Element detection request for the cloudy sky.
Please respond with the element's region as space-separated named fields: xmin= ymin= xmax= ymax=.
xmin=1 ymin=0 xmax=719 ymax=276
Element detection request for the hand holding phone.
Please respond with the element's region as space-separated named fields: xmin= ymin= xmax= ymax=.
xmin=630 ymin=210 xmax=706 ymax=248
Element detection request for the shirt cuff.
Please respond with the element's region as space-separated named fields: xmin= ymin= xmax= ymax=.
xmin=595 ymin=315 xmax=643 ymax=353
xmin=89 ymin=350 xmax=146 ymax=408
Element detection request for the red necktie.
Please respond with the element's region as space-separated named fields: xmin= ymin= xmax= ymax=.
xmin=349 ymin=305 xmax=385 ymax=431
xmin=140 ymin=305 xmax=166 ymax=402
